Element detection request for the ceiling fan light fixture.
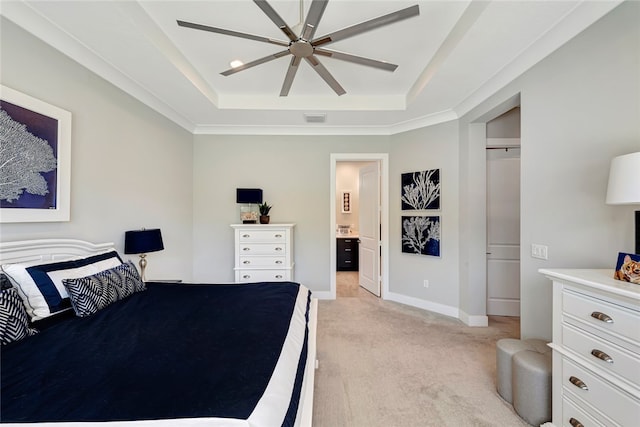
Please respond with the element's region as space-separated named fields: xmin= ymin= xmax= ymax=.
xmin=304 ymin=113 xmax=326 ymax=123
xmin=178 ymin=1 xmax=420 ymax=96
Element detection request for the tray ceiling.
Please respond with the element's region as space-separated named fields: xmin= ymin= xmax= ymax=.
xmin=0 ymin=0 xmax=621 ymax=134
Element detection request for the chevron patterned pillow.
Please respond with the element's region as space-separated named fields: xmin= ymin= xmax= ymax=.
xmin=1 ymin=284 xmax=38 ymax=346
xmin=63 ymin=261 xmax=146 ymax=317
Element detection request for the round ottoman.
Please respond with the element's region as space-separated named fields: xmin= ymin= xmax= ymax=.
xmin=512 ymin=349 xmax=552 ymax=426
xmin=496 ymin=338 xmax=547 ymax=403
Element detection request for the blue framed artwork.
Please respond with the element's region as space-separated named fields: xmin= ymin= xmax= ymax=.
xmin=401 ymin=169 xmax=440 ymax=210
xmin=0 ymin=85 xmax=71 ymax=222
xmin=402 ymin=215 xmax=440 ymax=257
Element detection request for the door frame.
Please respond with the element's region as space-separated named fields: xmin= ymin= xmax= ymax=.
xmin=463 ymin=92 xmax=520 ymax=326
xmin=330 ymin=153 xmax=389 ymax=300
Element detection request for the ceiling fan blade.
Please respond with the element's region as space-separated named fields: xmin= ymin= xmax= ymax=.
xmin=221 ymin=50 xmax=290 ymax=76
xmin=311 ymin=4 xmax=420 ymax=48
xmin=177 ymin=20 xmax=289 ymax=48
xmin=314 ymin=48 xmax=397 ymax=72
xmin=280 ymin=56 xmax=303 ymax=96
xmin=305 ymin=55 xmax=346 ymax=96
xmin=253 ymin=0 xmax=298 ymax=41
xmin=301 ymin=0 xmax=329 ymax=40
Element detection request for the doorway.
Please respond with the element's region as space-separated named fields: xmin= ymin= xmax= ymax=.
xmin=486 ymin=107 xmax=521 ymax=317
xmin=330 ymin=154 xmax=389 ymax=300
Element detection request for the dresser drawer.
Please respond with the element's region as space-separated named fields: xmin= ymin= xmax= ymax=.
xmin=562 ymin=323 xmax=640 ymax=387
xmin=562 ymin=395 xmax=607 ymax=426
xmin=562 ymin=358 xmax=640 ymax=426
xmin=238 ymin=230 xmax=287 ymax=243
xmin=237 ymin=269 xmax=290 ymax=282
xmin=239 ymin=256 xmax=286 ymax=268
xmin=563 ymin=289 xmax=640 ymax=345
xmin=239 ymin=243 xmax=286 ymax=255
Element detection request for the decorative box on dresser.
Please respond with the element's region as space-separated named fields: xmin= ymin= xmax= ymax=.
xmin=539 ymin=269 xmax=640 ymax=427
xmin=231 ymin=223 xmax=294 ymax=283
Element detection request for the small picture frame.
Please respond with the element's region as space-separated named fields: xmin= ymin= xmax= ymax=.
xmin=341 ymin=191 xmax=352 ymax=213
xmin=613 ymin=252 xmax=640 ymax=284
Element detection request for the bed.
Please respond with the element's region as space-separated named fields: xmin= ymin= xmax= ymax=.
xmin=0 ymin=239 xmax=317 ymax=427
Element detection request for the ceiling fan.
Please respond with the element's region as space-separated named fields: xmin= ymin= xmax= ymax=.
xmin=177 ymin=0 xmax=420 ymax=96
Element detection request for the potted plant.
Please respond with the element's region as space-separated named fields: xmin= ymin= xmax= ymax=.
xmin=258 ymin=202 xmax=272 ymax=224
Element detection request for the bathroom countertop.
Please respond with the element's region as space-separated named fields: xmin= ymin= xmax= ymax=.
xmin=336 ymin=233 xmax=358 ymax=239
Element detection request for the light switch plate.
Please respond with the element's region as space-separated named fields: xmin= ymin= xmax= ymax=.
xmin=531 ymin=244 xmax=548 ymax=260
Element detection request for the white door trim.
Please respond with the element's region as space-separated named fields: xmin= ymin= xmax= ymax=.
xmin=330 ymin=153 xmax=389 ymax=300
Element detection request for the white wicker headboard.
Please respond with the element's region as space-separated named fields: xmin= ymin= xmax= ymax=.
xmin=0 ymin=239 xmax=116 ymax=265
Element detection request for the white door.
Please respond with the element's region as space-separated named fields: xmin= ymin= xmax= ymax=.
xmin=486 ymin=148 xmax=520 ymax=316
xmin=359 ymin=162 xmax=380 ymax=296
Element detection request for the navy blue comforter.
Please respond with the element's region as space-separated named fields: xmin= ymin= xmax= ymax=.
xmin=1 ymin=282 xmax=308 ymax=424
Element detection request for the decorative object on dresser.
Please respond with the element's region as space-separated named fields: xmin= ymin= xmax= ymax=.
xmin=614 ymin=252 xmax=640 ymax=284
xmin=539 ymin=268 xmax=640 ymax=427
xmin=124 ymin=228 xmax=164 ymax=281
xmin=606 ymin=151 xmax=640 ymax=254
xmin=236 ymin=188 xmax=263 ymax=224
xmin=258 ymin=201 xmax=272 ymax=224
xmin=232 ymin=223 xmax=295 ymax=283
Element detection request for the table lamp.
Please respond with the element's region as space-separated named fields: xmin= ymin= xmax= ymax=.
xmin=606 ymin=152 xmax=640 ymax=254
xmin=124 ymin=228 xmax=164 ymax=281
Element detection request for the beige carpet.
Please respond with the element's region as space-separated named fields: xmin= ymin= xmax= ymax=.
xmin=312 ymin=272 xmax=528 ymax=427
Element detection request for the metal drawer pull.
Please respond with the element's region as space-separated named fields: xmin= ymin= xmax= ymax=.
xmin=243 ymin=260 xmax=250 ymax=264
xmin=591 ymin=349 xmax=613 ymax=363
xmin=275 ymin=260 xmax=283 ymax=264
xmin=275 ymin=247 xmax=283 ymax=251
xmin=569 ymin=418 xmax=584 ymax=427
xmin=242 ymin=275 xmax=250 ymax=279
xmin=242 ymin=234 xmax=250 ymax=238
xmin=590 ymin=311 xmax=613 ymax=323
xmin=569 ymin=376 xmax=588 ymax=390
xmin=274 ymin=234 xmax=283 ymax=238
xmin=243 ymin=248 xmax=251 ymax=251
xmin=275 ymin=275 xmax=283 ymax=279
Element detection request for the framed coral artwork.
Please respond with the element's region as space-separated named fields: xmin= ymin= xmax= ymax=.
xmin=613 ymin=252 xmax=640 ymax=284
xmin=0 ymin=85 xmax=71 ymax=222
xmin=402 ymin=215 xmax=440 ymax=257
xmin=401 ymin=169 xmax=440 ymax=210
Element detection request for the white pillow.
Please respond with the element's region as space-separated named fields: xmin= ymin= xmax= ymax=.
xmin=1 ymin=251 xmax=122 ymax=321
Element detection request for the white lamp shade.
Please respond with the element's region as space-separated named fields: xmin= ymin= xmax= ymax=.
xmin=606 ymin=152 xmax=640 ymax=205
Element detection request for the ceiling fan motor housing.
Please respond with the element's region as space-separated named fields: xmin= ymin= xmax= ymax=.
xmin=289 ymin=39 xmax=314 ymax=58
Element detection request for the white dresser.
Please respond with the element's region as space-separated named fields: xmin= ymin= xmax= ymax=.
xmin=540 ymin=269 xmax=640 ymax=427
xmin=231 ymin=223 xmax=295 ymax=283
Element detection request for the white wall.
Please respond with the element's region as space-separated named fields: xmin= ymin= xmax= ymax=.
xmin=335 ymin=161 xmax=369 ymax=233
xmin=191 ymin=135 xmax=390 ymax=291
xmin=389 ymin=121 xmax=461 ymax=316
xmin=459 ymin=1 xmax=640 ymax=339
xmin=487 ymin=108 xmax=520 ymax=139
xmin=0 ymin=18 xmax=195 ymax=282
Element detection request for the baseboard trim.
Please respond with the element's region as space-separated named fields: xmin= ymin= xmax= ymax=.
xmin=459 ymin=310 xmax=489 ymax=327
xmin=311 ymin=290 xmax=334 ymax=300
xmin=385 ymin=291 xmax=459 ymax=319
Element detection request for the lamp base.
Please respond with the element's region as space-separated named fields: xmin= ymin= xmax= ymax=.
xmin=138 ymin=254 xmax=148 ymax=282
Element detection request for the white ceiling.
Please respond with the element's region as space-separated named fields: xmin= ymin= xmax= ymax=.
xmin=1 ymin=0 xmax=621 ymax=134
